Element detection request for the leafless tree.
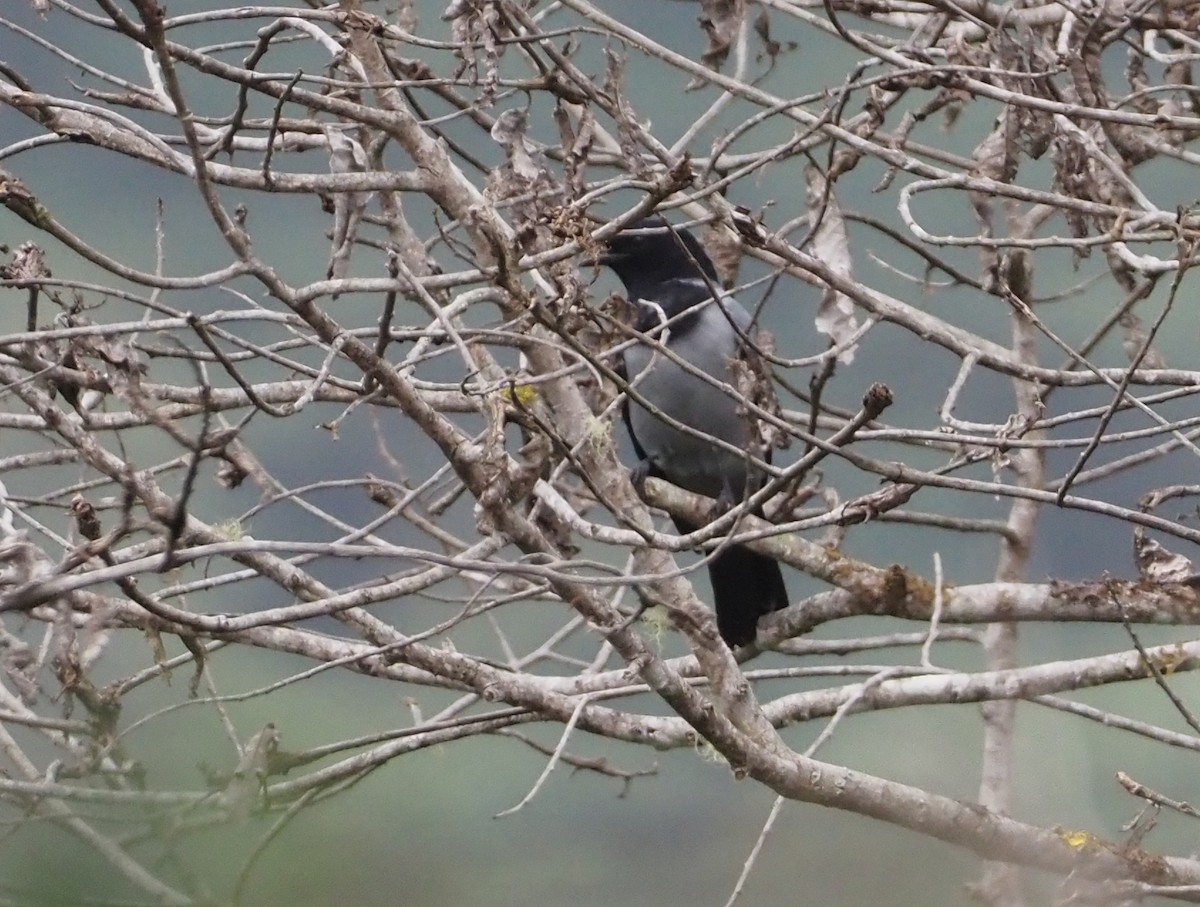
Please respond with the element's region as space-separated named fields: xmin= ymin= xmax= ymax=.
xmin=3 ymin=0 xmax=1200 ymax=903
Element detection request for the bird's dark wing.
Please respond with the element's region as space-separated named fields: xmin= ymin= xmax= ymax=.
xmin=614 ymin=347 xmax=654 ymax=478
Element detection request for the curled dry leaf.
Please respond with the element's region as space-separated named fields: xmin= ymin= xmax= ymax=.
xmin=689 ymin=0 xmax=746 ymax=89
xmin=69 ymin=329 xmax=146 ymax=378
xmin=753 ymin=9 xmax=780 ymax=61
xmin=221 ymin=723 xmax=281 ymax=820
xmin=701 ymin=221 xmax=742 ymax=289
xmin=967 ymin=115 xmax=1014 ymax=282
xmin=1133 ymin=526 xmax=1200 ymax=586
xmin=1051 ymin=129 xmax=1093 ymax=242
xmin=1120 ymin=313 xmax=1168 ymax=369
xmin=604 ymin=49 xmax=649 ymax=177
xmin=0 ymin=170 xmax=50 ymax=228
xmin=70 ymin=496 xmax=102 ymax=542
xmin=490 ymin=108 xmax=541 ymax=182
xmin=2 ymin=241 xmax=49 ymax=280
xmin=488 ymin=109 xmax=561 ymax=247
xmin=731 ymin=329 xmax=788 ymax=453
xmin=806 ymin=167 xmax=860 ymax=363
xmin=393 ymin=0 xmax=417 ymax=33
xmin=323 ymin=124 xmax=373 ymax=283
xmin=554 ymin=102 xmax=596 ymax=198
xmin=441 ymin=0 xmax=475 ymax=20
xmin=489 ymin=107 xmax=527 ymax=148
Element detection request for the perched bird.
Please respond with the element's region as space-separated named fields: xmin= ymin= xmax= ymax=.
xmin=597 ymin=216 xmax=789 ymax=647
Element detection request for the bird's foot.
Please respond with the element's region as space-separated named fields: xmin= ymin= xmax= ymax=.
xmin=710 ymin=478 xmax=740 ymax=521
xmin=629 ymin=459 xmax=652 ymax=495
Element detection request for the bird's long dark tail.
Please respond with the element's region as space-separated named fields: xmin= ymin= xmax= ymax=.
xmin=673 ymin=516 xmax=789 ymax=647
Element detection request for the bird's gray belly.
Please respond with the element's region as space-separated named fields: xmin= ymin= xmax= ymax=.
xmin=624 ymin=346 xmax=753 ymax=498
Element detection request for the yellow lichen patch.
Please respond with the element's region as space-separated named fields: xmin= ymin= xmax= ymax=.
xmin=693 ymin=737 xmax=727 ymax=765
xmin=1055 ymin=827 xmax=1104 ymax=853
xmin=212 ymin=519 xmax=245 ymax=541
xmin=1149 ymin=644 xmax=1189 ymax=676
xmin=585 ymin=415 xmax=612 ymax=453
xmin=500 ymin=383 xmax=538 ymax=406
xmin=641 ymin=606 xmax=672 ymax=647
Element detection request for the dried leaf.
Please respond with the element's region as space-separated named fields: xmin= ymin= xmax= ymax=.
xmin=1134 ymin=527 xmax=1200 ymax=585
xmin=554 ymin=102 xmax=595 ymax=197
xmin=1121 ymin=313 xmax=1167 ymax=369
xmin=67 ymin=323 xmax=146 ymax=377
xmin=490 ymin=107 xmax=528 ymax=148
xmin=2 ymin=241 xmax=49 ymax=281
xmin=1052 ymin=131 xmax=1092 ymax=242
xmin=221 ymin=723 xmax=280 ymax=820
xmin=441 ymin=0 xmax=475 ymax=20
xmin=968 ymin=114 xmax=1016 ymax=282
xmin=753 ymin=9 xmax=780 ymax=59
xmin=479 ymin=2 xmax=503 ymax=107
xmin=806 ymin=167 xmax=860 ymax=363
xmin=490 ymin=108 xmax=541 ymax=181
xmin=0 ymin=534 xmax=45 ymax=598
xmin=603 ymin=49 xmax=648 ymax=177
xmin=70 ymin=496 xmax=101 ymax=542
xmin=393 ymin=0 xmax=417 ymax=32
xmin=731 ymin=329 xmax=788 ymax=453
xmin=145 ymin=626 xmax=169 ymax=680
xmin=700 ymin=222 xmax=741 ymax=288
xmin=752 ymin=9 xmax=797 ymax=68
xmin=0 ymin=170 xmax=50 ymax=229
xmin=323 ymin=124 xmax=372 ymax=283
xmin=440 ymin=0 xmax=502 ymax=95
xmin=689 ymin=0 xmax=746 ymax=89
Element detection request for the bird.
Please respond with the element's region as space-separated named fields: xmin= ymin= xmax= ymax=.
xmin=596 ymin=215 xmax=789 ymax=647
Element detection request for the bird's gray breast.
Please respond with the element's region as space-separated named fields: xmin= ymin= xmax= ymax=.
xmin=623 ymin=299 xmax=756 ymax=498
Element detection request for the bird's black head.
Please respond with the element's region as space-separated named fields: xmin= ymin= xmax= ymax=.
xmin=596 ymin=215 xmax=720 ymax=300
